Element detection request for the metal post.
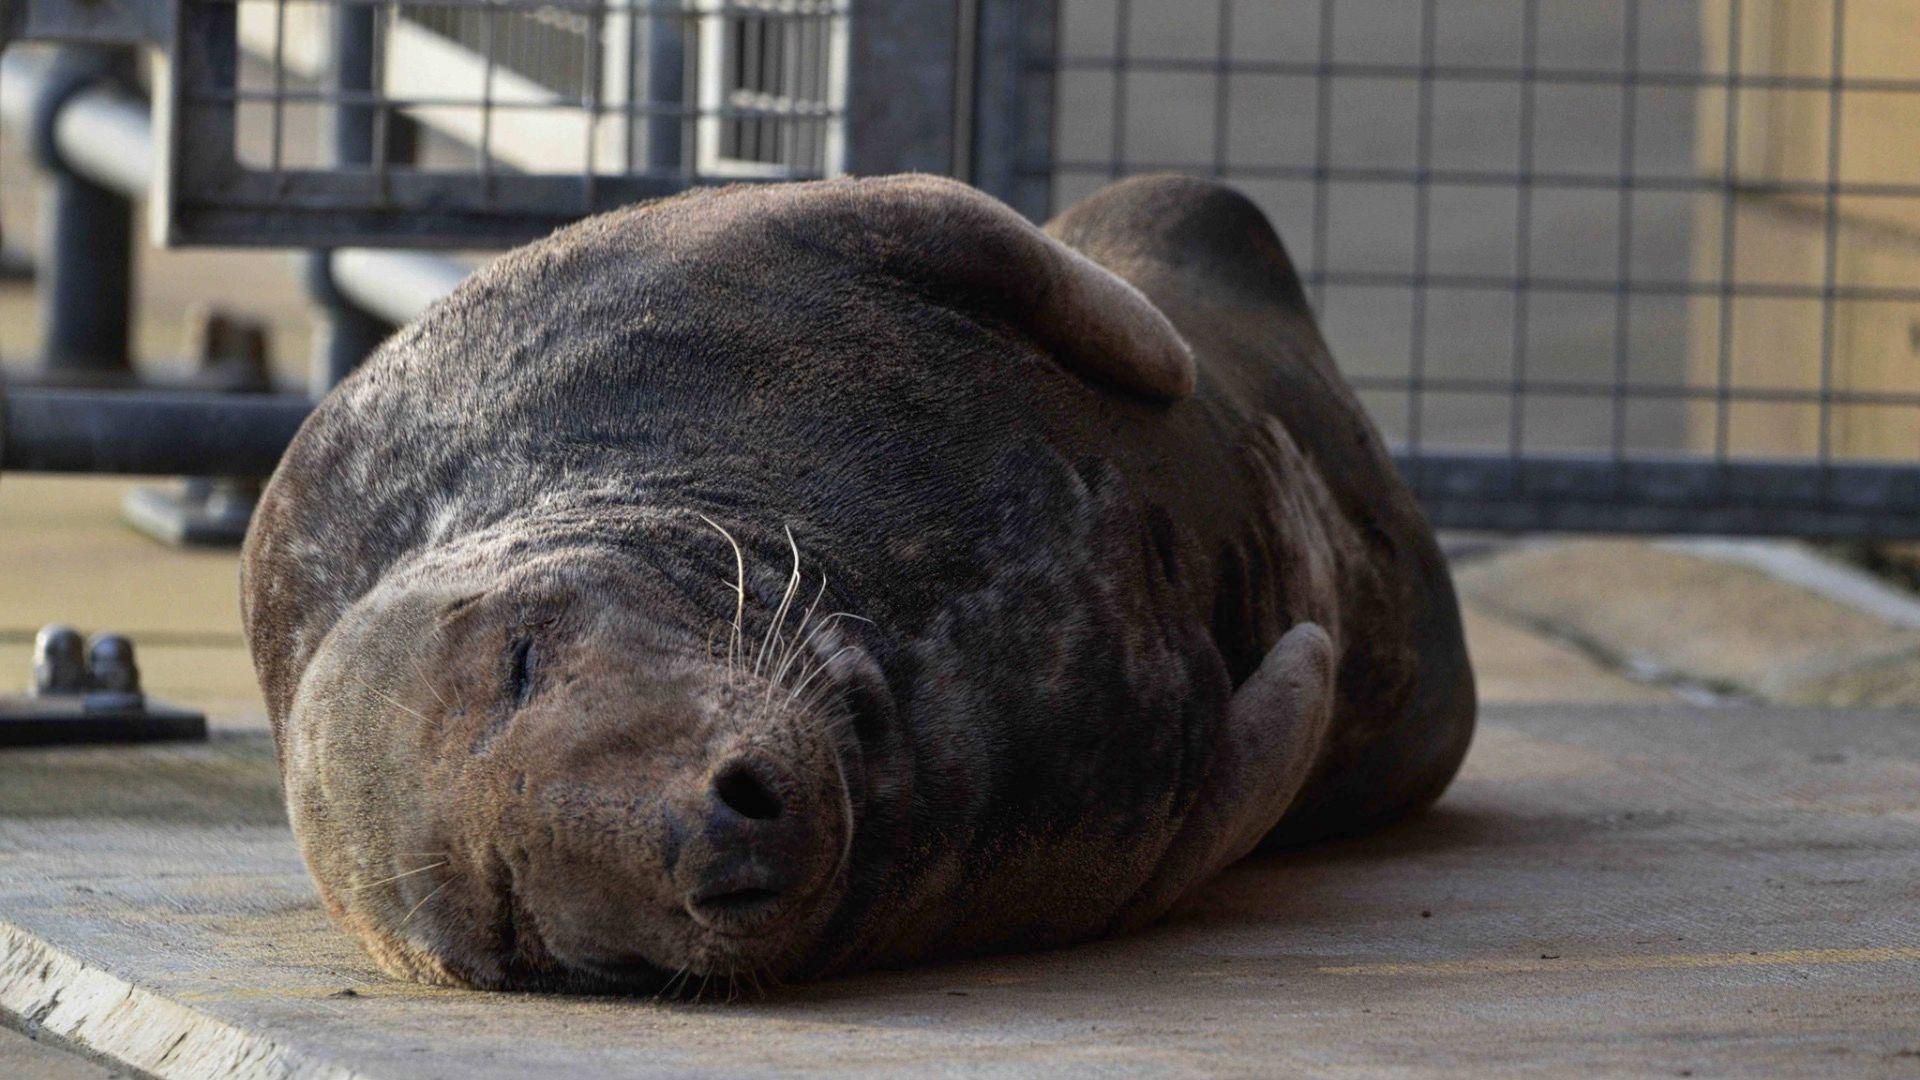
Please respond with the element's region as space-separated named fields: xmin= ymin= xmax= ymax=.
xmin=305 ymin=251 xmax=389 ymax=396
xmin=843 ymin=0 xmax=959 ymax=176
xmin=647 ymin=3 xmax=686 ymax=173
xmin=31 ymin=45 xmax=136 ymax=383
xmin=307 ymin=3 xmax=392 ymax=397
xmin=968 ymin=0 xmax=1056 ymax=221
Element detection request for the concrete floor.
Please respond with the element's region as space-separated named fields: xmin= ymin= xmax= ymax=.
xmin=0 ymin=1030 xmax=117 ymax=1080
xmin=3 ymin=705 xmax=1917 ymax=1077
xmin=3 ymin=469 xmax=1918 ymax=1078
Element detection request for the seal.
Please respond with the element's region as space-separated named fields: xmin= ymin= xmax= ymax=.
xmin=241 ymin=173 xmax=1475 ymax=993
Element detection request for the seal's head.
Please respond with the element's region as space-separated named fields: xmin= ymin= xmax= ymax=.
xmin=281 ymin=529 xmax=859 ymax=992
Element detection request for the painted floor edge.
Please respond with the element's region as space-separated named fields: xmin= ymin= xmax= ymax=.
xmin=0 ymin=921 xmax=363 ymax=1080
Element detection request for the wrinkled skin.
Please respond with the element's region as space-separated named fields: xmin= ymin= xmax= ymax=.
xmin=242 ymin=174 xmax=1475 ymax=993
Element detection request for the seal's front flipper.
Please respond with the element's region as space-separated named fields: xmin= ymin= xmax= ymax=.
xmin=1116 ymin=623 xmax=1335 ymax=929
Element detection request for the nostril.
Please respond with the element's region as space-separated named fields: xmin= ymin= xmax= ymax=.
xmin=712 ymin=761 xmax=782 ymax=821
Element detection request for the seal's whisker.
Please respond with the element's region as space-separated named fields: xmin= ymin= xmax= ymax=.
xmin=786 ymin=644 xmax=860 ymax=706
xmin=696 ymin=513 xmax=748 ymax=675
xmin=759 ymin=967 xmax=789 ymax=996
xmin=399 ymin=873 xmax=459 ymax=929
xmin=776 ymin=611 xmax=874 ymax=698
xmin=771 ymin=573 xmax=832 ymax=697
xmin=827 ymin=722 xmax=858 ymax=877
xmin=348 ymin=859 xmax=449 ymax=892
xmin=654 ymin=964 xmax=689 ymax=1002
xmin=350 ymin=673 xmax=434 ymax=726
xmin=757 ymin=526 xmax=804 ymax=679
xmin=403 ymin=651 xmax=453 ymax=713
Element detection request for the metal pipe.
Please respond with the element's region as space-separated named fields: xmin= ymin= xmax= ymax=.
xmin=1402 ymin=452 xmax=1920 ymax=541
xmin=1 ymin=47 xmax=150 ymax=202
xmin=302 ymin=250 xmax=394 ymax=396
xmin=328 ymin=249 xmax=473 ymax=327
xmin=646 ymin=6 xmax=686 ymax=172
xmin=27 ymin=47 xmax=137 ymax=379
xmin=0 ymin=47 xmax=58 ymax=140
xmin=0 ymin=385 xmax=312 ymax=475
xmin=51 ymin=79 xmax=153 ymax=196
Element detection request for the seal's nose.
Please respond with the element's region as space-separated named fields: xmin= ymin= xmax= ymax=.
xmin=680 ymin=756 xmax=814 ymax=933
xmin=713 ymin=759 xmax=784 ymax=821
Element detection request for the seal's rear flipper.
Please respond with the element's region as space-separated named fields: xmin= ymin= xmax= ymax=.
xmin=1045 ymin=174 xmax=1314 ymax=319
xmin=1115 ymin=622 xmax=1335 ymax=929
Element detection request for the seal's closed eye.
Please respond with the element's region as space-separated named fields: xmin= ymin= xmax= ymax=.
xmin=506 ymin=635 xmax=536 ymax=706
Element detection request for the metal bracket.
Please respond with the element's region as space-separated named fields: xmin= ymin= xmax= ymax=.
xmin=122 ymin=308 xmax=271 ymax=546
xmin=0 ymin=625 xmax=207 ymax=746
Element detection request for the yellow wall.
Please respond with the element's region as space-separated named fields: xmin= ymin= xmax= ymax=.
xmin=1689 ymin=0 xmax=1920 ymax=462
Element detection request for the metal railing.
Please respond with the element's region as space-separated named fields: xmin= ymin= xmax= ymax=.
xmin=165 ymin=0 xmax=852 ymax=246
xmin=0 ymin=0 xmax=954 ymax=487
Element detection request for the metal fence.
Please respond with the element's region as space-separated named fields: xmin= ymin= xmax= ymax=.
xmin=1008 ymin=0 xmax=1920 ymax=536
xmin=4 ymin=0 xmax=1919 ymax=537
xmin=164 ymin=0 xmax=850 ymax=245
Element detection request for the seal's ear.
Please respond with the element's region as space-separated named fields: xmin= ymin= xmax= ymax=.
xmin=839 ymin=175 xmax=1197 ymax=401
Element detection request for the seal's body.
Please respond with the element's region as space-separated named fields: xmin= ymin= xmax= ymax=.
xmin=242 ymin=174 xmax=1473 ymax=992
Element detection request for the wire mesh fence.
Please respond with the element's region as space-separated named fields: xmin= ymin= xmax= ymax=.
xmin=164 ymin=0 xmax=849 ymax=244
xmin=123 ymin=0 xmax=1920 ymax=532
xmin=1036 ymin=0 xmax=1920 ymax=532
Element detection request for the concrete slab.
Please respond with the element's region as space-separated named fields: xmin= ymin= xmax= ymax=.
xmin=1458 ymin=603 xmax=1673 ymax=704
xmin=1458 ymin=539 xmax=1920 ymax=706
xmin=0 ymin=477 xmax=248 ymax=639
xmin=3 ymin=703 xmax=1917 ymax=1078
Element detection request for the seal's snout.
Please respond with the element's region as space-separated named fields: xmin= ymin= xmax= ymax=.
xmin=681 ymin=756 xmax=814 ymax=934
xmin=504 ymin=727 xmax=849 ymax=986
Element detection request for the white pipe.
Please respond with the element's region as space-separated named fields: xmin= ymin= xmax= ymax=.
xmin=328 ymin=249 xmax=476 ymax=325
xmin=51 ymin=85 xmax=153 ymax=197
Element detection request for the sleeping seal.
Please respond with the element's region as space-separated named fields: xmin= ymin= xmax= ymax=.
xmin=241 ymin=174 xmax=1475 ymax=992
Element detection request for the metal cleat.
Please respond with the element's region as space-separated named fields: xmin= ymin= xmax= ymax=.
xmin=1 ymin=624 xmax=207 ymax=746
